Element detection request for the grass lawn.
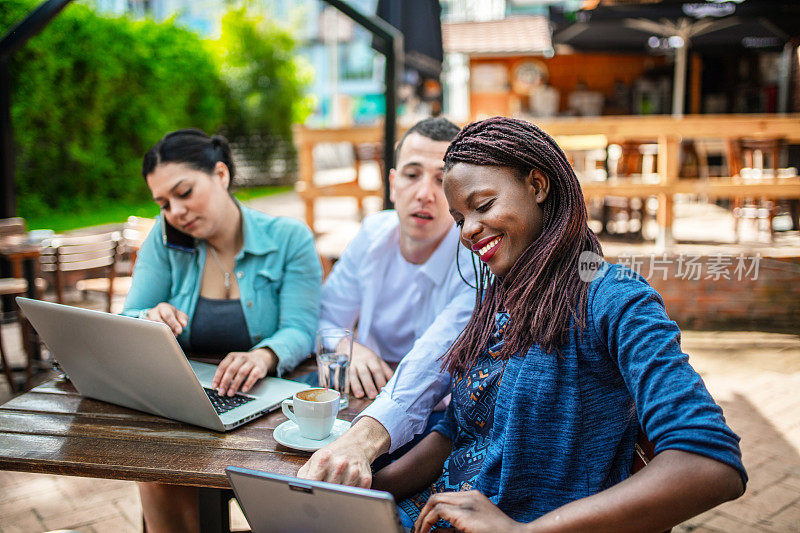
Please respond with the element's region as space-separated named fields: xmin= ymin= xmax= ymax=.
xmin=24 ymin=185 xmax=293 ymax=232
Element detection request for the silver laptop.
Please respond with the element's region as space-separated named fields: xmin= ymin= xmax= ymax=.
xmin=226 ymin=467 xmax=406 ymax=533
xmin=16 ymin=297 xmax=309 ymax=431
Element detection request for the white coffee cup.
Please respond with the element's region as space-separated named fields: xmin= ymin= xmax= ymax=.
xmin=281 ymin=388 xmax=340 ymax=440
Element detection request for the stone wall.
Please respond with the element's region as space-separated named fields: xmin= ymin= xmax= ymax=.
xmin=605 ymin=253 xmax=800 ymax=330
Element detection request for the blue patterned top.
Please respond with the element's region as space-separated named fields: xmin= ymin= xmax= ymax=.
xmin=400 ymin=263 xmax=746 ymax=525
xmin=398 ymin=313 xmax=509 ymax=521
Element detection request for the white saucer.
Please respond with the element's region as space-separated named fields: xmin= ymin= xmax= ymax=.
xmin=273 ymin=419 xmax=351 ymax=452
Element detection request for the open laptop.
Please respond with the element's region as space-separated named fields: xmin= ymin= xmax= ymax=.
xmin=226 ymin=467 xmax=406 ymax=533
xmin=16 ymin=297 xmax=309 ymax=431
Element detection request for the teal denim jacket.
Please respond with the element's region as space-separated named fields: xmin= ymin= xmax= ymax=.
xmin=121 ymin=204 xmax=322 ymax=376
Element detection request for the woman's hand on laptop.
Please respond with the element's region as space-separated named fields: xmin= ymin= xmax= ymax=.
xmin=212 ymin=348 xmax=278 ymax=396
xmin=146 ymin=303 xmax=189 ymax=336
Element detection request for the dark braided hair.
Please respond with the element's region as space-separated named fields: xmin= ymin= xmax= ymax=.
xmin=442 ymin=116 xmax=602 ymax=375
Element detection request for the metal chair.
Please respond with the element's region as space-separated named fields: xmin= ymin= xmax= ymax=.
xmin=75 ymin=216 xmax=155 ymax=308
xmin=40 ymin=232 xmax=121 ymax=313
xmin=0 ymin=217 xmax=27 ymax=238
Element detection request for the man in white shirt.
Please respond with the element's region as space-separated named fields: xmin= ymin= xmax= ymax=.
xmin=299 ymin=117 xmax=475 ymax=486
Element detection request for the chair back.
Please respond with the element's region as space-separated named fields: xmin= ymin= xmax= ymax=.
xmin=121 ymin=216 xmax=155 ymax=270
xmin=352 ymin=142 xmax=385 ymax=183
xmin=39 ymin=232 xmax=120 ymax=305
xmin=0 ymin=217 xmax=27 ymax=238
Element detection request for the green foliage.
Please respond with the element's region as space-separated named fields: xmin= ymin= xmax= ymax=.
xmin=2 ymin=0 xmax=225 ymax=218
xmin=1 ymin=0 xmax=311 ymax=220
xmin=211 ymin=5 xmax=313 ymax=179
xmin=213 ymin=5 xmax=314 ymax=142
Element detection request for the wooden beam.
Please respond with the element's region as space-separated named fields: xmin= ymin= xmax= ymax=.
xmin=690 ymin=53 xmax=702 ymax=115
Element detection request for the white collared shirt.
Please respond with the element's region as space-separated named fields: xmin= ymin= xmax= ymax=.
xmin=370 ymin=247 xmax=423 ymax=362
xmin=319 ymin=210 xmax=477 ymax=451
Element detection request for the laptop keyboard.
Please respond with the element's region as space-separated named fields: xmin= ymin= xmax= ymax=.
xmin=203 ymin=387 xmax=256 ymax=415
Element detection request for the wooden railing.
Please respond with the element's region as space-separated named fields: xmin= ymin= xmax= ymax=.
xmin=294 ymin=114 xmax=800 ymax=245
xmin=293 ymin=124 xmax=407 ymax=232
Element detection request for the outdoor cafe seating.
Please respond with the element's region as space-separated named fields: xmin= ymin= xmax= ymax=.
xmin=294 ymin=114 xmax=800 ymax=248
xmin=74 ymin=215 xmax=155 ymax=307
xmin=728 ymin=137 xmax=790 ymax=241
xmin=39 ymin=231 xmax=122 ymax=314
xmin=0 ymin=215 xmax=156 ymax=392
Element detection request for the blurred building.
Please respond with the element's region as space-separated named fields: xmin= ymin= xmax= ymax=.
xmin=92 ymin=1 xmax=793 ymax=124
xmin=91 ymin=0 xmax=576 ymax=125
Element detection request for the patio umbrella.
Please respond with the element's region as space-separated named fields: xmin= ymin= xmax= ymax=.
xmin=375 ymin=0 xmax=443 ymax=79
xmin=550 ymin=0 xmax=800 ymax=116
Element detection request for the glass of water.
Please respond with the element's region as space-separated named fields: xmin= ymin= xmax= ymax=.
xmin=315 ymin=328 xmax=352 ymax=410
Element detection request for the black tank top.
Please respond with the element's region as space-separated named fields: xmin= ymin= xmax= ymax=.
xmin=189 ymin=296 xmax=252 ymax=358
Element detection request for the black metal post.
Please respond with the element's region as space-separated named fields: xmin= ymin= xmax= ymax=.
xmin=197 ymin=487 xmax=232 ymax=533
xmin=319 ymin=0 xmax=403 ymax=210
xmin=0 ymin=0 xmax=73 ymax=219
xmin=382 ymin=34 xmax=402 ymax=209
xmin=0 ymin=59 xmax=14 ymax=218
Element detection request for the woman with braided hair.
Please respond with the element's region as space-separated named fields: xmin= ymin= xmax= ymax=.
xmin=371 ymin=117 xmax=745 ymax=532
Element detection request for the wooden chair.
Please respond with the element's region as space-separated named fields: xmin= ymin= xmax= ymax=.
xmin=352 ymin=142 xmax=385 ymax=218
xmin=0 ymin=278 xmax=28 ymax=392
xmin=40 ymin=232 xmax=121 ymax=312
xmin=600 ymin=140 xmax=658 ymax=239
xmin=727 ymin=138 xmax=786 ymax=241
xmin=0 ymin=216 xmax=51 ymax=390
xmin=74 ymin=216 xmax=155 ymax=308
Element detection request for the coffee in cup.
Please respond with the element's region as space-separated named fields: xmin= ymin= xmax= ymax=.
xmin=281 ymin=388 xmax=340 ymax=440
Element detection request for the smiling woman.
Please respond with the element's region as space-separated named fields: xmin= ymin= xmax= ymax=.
xmin=445 ymin=164 xmax=545 ymax=278
xmin=442 ymin=118 xmax=601 ymax=369
xmin=372 ymin=117 xmax=746 ymax=533
xmin=121 ymin=129 xmax=322 ymax=533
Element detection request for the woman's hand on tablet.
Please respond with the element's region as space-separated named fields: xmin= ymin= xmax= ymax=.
xmin=414 ymin=491 xmax=525 ymax=533
xmin=212 ymin=348 xmax=278 ymax=396
xmin=146 ymin=303 xmax=188 ymax=336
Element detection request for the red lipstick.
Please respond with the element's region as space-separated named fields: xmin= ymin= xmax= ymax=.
xmin=471 ymin=235 xmax=502 ymax=262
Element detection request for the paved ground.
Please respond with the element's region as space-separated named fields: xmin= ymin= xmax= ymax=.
xmin=1 ymin=190 xmax=799 ymax=532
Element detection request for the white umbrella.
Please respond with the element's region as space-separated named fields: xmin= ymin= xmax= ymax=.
xmin=624 ymin=16 xmax=740 ymax=117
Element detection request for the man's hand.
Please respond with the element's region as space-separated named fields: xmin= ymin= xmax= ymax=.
xmin=348 ymin=342 xmax=394 ymax=399
xmin=414 ymin=491 xmax=526 ymax=533
xmin=146 ymin=302 xmax=188 ymax=336
xmin=297 ymin=417 xmax=391 ymax=487
xmin=212 ymin=348 xmax=278 ymax=396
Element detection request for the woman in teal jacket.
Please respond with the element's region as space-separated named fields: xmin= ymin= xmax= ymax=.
xmin=123 ymin=129 xmax=321 ymax=533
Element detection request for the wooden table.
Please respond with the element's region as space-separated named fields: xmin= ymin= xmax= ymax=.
xmin=0 ymin=365 xmax=370 ymax=532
